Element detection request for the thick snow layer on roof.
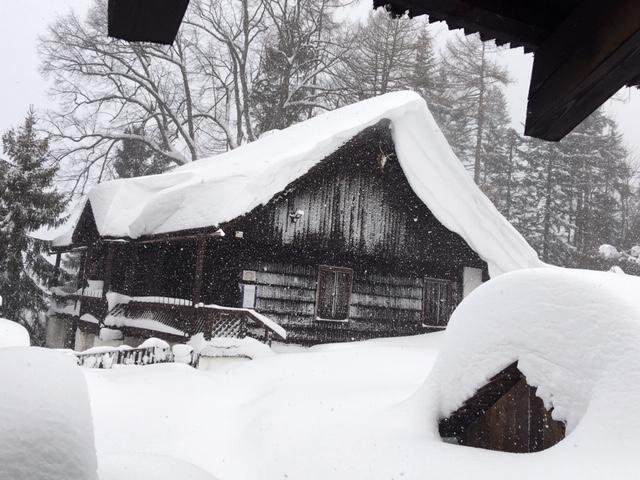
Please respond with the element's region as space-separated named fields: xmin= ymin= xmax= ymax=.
xmin=0 ymin=318 xmax=30 ymax=347
xmin=0 ymin=347 xmax=97 ymax=480
xmin=56 ymin=91 xmax=541 ymax=276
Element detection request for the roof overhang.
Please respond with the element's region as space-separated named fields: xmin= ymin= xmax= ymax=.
xmin=107 ymin=0 xmax=190 ymax=45
xmin=375 ymin=0 xmax=640 ymax=141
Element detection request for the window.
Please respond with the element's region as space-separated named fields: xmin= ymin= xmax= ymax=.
xmin=422 ymin=277 xmax=458 ymax=327
xmin=315 ymin=265 xmax=353 ymax=321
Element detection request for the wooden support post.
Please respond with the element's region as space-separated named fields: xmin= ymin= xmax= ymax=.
xmin=101 ymin=243 xmax=115 ymax=324
xmin=103 ymin=243 xmax=115 ymax=298
xmin=192 ymin=236 xmax=206 ymax=306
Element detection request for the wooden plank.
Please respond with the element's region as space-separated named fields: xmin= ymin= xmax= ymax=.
xmin=255 ymin=285 xmax=317 ymax=302
xmin=526 ymin=0 xmax=640 ymax=140
xmin=350 ymin=292 xmax=422 ymax=310
xmin=255 ymin=271 xmax=316 ymax=290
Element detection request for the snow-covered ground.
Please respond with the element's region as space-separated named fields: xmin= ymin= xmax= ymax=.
xmin=5 ymin=268 xmax=640 ymax=479
xmin=89 ymin=334 xmax=440 ymax=480
xmin=87 ymin=268 xmax=640 ymax=480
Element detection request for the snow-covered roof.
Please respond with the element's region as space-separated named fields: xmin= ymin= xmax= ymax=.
xmin=54 ymin=91 xmax=542 ymax=277
xmin=422 ymin=267 xmax=640 ymax=441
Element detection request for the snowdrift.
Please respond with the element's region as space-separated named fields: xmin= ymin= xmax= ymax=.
xmin=54 ymin=91 xmax=541 ymax=277
xmin=0 ymin=348 xmax=97 ymax=480
xmin=419 ymin=267 xmax=640 ymax=477
xmin=0 ymin=318 xmax=30 ymax=347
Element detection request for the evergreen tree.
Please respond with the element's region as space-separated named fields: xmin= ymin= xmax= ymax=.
xmin=113 ymin=127 xmax=172 ymax=178
xmin=509 ymin=109 xmax=631 ymax=266
xmin=0 ymin=111 xmax=66 ymax=343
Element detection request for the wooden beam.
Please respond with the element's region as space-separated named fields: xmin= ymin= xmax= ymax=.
xmin=525 ymin=0 xmax=640 ymax=140
xmin=108 ymin=0 xmax=190 ymax=45
xmin=375 ymin=0 xmax=553 ymax=50
xmin=192 ymin=237 xmax=207 ymax=305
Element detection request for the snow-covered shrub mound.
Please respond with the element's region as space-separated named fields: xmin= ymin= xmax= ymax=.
xmin=0 ymin=318 xmax=30 ymax=347
xmin=0 ymin=347 xmax=97 ymax=480
xmin=139 ymin=337 xmax=171 ymax=362
xmin=422 ymin=267 xmax=640 ymax=449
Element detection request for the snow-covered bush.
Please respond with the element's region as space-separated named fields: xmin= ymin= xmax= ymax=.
xmin=139 ymin=337 xmax=171 ymax=362
xmin=0 ymin=347 xmax=97 ymax=480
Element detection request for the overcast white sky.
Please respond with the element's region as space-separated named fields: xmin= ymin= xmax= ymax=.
xmin=1 ymin=0 xmax=639 ymax=157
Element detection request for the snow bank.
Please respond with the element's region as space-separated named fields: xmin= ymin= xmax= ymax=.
xmin=0 ymin=347 xmax=97 ymax=480
xmin=189 ymin=334 xmax=274 ymax=359
xmin=54 ymin=91 xmax=541 ymax=277
xmin=0 ymin=318 xmax=30 ymax=347
xmin=422 ymin=267 xmax=640 ymax=449
xmin=99 ymin=453 xmax=219 ymax=480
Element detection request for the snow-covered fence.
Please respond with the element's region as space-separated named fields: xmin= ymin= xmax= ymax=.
xmin=74 ymin=346 xmax=169 ymax=369
xmin=72 ymin=339 xmax=199 ymax=369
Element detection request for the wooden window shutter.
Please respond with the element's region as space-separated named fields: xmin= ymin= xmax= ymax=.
xmin=422 ymin=277 xmax=458 ymax=327
xmin=316 ymin=266 xmax=353 ymax=321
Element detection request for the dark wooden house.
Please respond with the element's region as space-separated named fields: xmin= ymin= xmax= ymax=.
xmin=46 ymin=91 xmax=541 ymax=349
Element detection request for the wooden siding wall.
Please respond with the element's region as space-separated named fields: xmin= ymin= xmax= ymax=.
xmin=247 ymin=261 xmax=448 ymax=343
xmin=226 ymin=121 xmax=484 ymax=267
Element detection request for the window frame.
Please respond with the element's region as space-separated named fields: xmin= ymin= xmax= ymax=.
xmin=314 ymin=265 xmax=354 ymax=322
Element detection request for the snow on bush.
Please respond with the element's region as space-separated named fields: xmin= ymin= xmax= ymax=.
xmin=598 ymin=243 xmax=620 ymax=259
xmin=0 ymin=347 xmax=97 ymax=480
xmin=0 ymin=318 xmax=30 ymax=347
xmin=420 ymin=267 xmax=640 ymax=467
xmin=140 ymin=337 xmax=171 ymax=362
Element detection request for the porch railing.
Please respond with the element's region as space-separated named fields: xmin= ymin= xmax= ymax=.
xmin=73 ymin=346 xmax=174 ymax=368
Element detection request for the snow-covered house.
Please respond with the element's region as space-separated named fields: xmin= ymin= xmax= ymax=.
xmin=47 ymin=91 xmax=541 ymax=348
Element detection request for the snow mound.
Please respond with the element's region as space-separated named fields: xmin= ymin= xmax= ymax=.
xmin=189 ymin=334 xmax=274 ymax=359
xmin=0 ymin=347 xmax=97 ymax=480
xmin=0 ymin=318 xmax=30 ymax=347
xmin=54 ymin=91 xmax=541 ymax=277
xmin=422 ymin=267 xmax=640 ymax=443
xmin=99 ymin=453 xmax=219 ymax=480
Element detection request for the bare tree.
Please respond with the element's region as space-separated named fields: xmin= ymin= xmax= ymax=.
xmin=40 ymin=0 xmax=238 ymax=193
xmin=334 ymin=9 xmax=423 ymax=104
